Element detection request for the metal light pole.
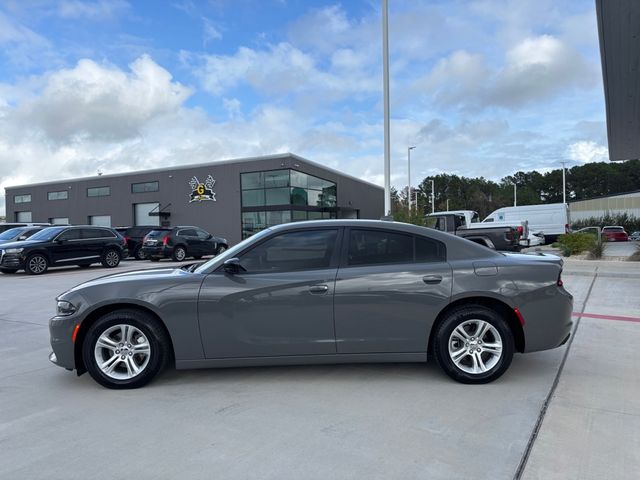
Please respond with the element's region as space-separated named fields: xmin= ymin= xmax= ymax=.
xmin=446 ymin=199 xmax=449 ymax=211
xmin=513 ymin=183 xmax=517 ymax=207
xmin=382 ymin=0 xmax=391 ymax=217
xmin=560 ymin=161 xmax=567 ymax=204
xmin=407 ymin=146 xmax=415 ymax=211
xmin=431 ymin=179 xmax=435 ymax=213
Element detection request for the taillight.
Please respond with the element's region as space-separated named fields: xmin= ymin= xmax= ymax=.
xmin=557 ymin=271 xmax=563 ymax=287
xmin=124 ymin=236 xmax=130 ymax=243
xmin=516 ymin=225 xmax=524 ymax=238
xmin=162 ymin=235 xmax=169 ymax=246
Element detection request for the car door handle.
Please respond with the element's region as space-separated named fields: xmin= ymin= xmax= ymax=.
xmin=422 ymin=275 xmax=443 ymax=285
xmin=308 ymin=284 xmax=329 ymax=294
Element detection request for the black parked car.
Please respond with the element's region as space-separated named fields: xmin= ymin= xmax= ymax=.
xmin=0 ymin=226 xmax=128 ymax=275
xmin=0 ymin=226 xmax=46 ymax=245
xmin=115 ymin=226 xmax=157 ymax=260
xmin=142 ymin=226 xmax=228 ymax=262
xmin=0 ymin=222 xmax=51 ymax=234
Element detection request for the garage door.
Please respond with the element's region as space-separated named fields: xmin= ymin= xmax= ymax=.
xmin=134 ymin=203 xmax=160 ymax=226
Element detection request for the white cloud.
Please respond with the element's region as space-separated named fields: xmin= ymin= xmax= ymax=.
xmin=13 ymin=55 xmax=191 ymax=142
xmin=567 ymin=141 xmax=609 ymax=163
xmin=202 ymin=18 xmax=222 ymax=45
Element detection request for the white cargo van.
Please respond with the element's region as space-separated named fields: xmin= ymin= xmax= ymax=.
xmin=482 ymin=203 xmax=569 ymax=244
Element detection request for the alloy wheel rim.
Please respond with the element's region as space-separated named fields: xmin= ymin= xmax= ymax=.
xmin=29 ymin=256 xmax=46 ymax=273
xmin=106 ymin=251 xmax=119 ymax=266
xmin=447 ymin=319 xmax=503 ymax=374
xmin=175 ymin=248 xmax=185 ymax=261
xmin=94 ymin=324 xmax=151 ymax=380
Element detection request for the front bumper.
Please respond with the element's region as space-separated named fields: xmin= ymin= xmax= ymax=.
xmin=0 ymin=252 xmax=24 ymax=269
xmin=49 ymin=314 xmax=79 ymax=370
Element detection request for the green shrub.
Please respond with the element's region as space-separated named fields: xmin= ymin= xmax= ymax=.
xmin=556 ymin=232 xmax=597 ymax=256
xmin=588 ymin=240 xmax=605 ymax=259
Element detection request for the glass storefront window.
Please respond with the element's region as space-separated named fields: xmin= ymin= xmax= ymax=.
xmin=241 ymin=172 xmax=264 ymax=190
xmin=242 ymin=189 xmax=265 ymax=207
xmin=242 ymin=211 xmax=266 ymax=238
xmin=264 ymin=170 xmax=290 ymax=188
xmin=290 ymin=187 xmax=307 ymax=205
xmin=290 ymin=170 xmax=308 ymax=189
xmin=266 ymin=210 xmax=291 ymax=226
xmin=265 ymin=187 xmax=291 ymax=206
xmin=292 ymin=210 xmax=307 ymax=221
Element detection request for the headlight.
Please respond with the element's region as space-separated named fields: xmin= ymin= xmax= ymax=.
xmin=56 ymin=300 xmax=77 ymax=316
xmin=5 ymin=248 xmax=23 ymax=254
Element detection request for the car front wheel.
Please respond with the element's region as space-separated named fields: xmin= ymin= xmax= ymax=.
xmin=432 ymin=305 xmax=514 ymax=384
xmin=26 ymin=254 xmax=49 ymax=275
xmin=82 ymin=309 xmax=170 ymax=389
xmin=101 ymin=249 xmax=121 ymax=268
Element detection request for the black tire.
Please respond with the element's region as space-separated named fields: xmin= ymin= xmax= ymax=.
xmin=26 ymin=253 xmax=49 ymax=275
xmin=0 ymin=268 xmax=17 ymax=274
xmin=432 ymin=305 xmax=514 ymax=384
xmin=82 ymin=309 xmax=171 ymax=389
xmin=149 ymin=257 xmax=160 ymax=262
xmin=171 ymin=246 xmax=187 ymax=261
xmin=78 ymin=264 xmax=91 ymax=269
xmin=134 ymin=245 xmax=147 ymax=260
xmin=216 ymin=245 xmax=227 ymax=255
xmin=101 ymin=249 xmax=121 ymax=268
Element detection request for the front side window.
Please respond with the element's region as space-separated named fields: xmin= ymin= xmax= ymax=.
xmin=58 ymin=229 xmax=81 ymax=241
xmin=14 ymin=194 xmax=31 ymax=204
xmin=48 ymin=191 xmax=68 ymax=201
xmin=87 ymin=186 xmax=110 ymax=197
xmin=238 ymin=229 xmax=338 ymax=273
xmin=195 ymin=229 xmax=210 ymax=240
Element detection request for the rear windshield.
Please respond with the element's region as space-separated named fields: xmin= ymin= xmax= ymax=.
xmin=146 ymin=230 xmax=170 ymax=238
xmin=604 ymin=227 xmax=624 ymax=231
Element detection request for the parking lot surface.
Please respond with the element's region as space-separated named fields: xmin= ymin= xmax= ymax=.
xmin=1 ymin=258 xmax=638 ymax=479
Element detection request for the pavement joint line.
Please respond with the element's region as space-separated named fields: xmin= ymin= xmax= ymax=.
xmin=0 ymin=317 xmax=47 ymax=327
xmin=572 ymin=312 xmax=640 ymax=323
xmin=512 ymin=267 xmax=599 ymax=480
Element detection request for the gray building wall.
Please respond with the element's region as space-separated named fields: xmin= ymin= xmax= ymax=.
xmin=4 ymin=153 xmax=384 ymax=245
xmin=569 ymin=190 xmax=640 ymax=222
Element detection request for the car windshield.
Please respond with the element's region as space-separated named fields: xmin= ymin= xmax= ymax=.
xmin=28 ymin=226 xmax=67 ymax=241
xmin=194 ymin=227 xmax=273 ymax=274
xmin=0 ymin=227 xmax=27 ymax=240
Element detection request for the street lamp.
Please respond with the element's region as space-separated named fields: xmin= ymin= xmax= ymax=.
xmin=560 ymin=161 xmax=567 ymax=204
xmin=382 ymin=0 xmax=391 ymax=217
xmin=513 ymin=183 xmax=517 ymax=207
xmin=431 ymin=179 xmax=435 ymax=214
xmin=407 ymin=146 xmax=415 ymax=211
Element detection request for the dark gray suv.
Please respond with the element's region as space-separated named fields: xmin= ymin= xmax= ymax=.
xmin=142 ymin=226 xmax=228 ymax=262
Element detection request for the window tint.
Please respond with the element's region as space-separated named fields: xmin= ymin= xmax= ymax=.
xmin=348 ymin=229 xmax=413 ymax=266
xmin=178 ymin=229 xmax=197 ymax=237
xmin=195 ymin=229 xmax=210 ymax=240
xmin=239 ymin=229 xmax=338 ymax=273
xmin=58 ymin=229 xmax=81 ymax=241
xmin=415 ymin=236 xmax=446 ymax=263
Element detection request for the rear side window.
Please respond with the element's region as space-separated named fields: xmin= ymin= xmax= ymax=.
xmin=178 ymin=229 xmax=197 ymax=237
xmin=347 ymin=229 xmax=446 ymax=266
xmin=348 ymin=230 xmax=413 ymax=266
xmin=239 ymin=229 xmax=338 ymax=273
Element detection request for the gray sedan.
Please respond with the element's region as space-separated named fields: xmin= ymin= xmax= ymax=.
xmin=49 ymin=220 xmax=573 ymax=389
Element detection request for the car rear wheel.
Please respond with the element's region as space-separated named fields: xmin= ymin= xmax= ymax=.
xmin=82 ymin=309 xmax=170 ymax=389
xmin=134 ymin=245 xmax=146 ymax=260
xmin=172 ymin=246 xmax=187 ymax=261
xmin=26 ymin=254 xmax=49 ymax=275
xmin=0 ymin=268 xmax=17 ymax=274
xmin=101 ymin=249 xmax=121 ymax=268
xmin=432 ymin=305 xmax=514 ymax=384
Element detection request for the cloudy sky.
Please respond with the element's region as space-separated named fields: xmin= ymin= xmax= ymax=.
xmin=0 ymin=0 xmax=607 ymax=215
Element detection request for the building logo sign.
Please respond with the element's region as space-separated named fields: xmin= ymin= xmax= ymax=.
xmin=188 ymin=175 xmax=217 ymax=203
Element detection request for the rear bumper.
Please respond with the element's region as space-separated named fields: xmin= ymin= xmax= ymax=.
xmin=520 ymin=285 xmax=574 ymax=353
xmin=142 ymin=245 xmax=172 ymax=258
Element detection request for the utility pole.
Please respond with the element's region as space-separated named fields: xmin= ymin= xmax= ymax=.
xmin=431 ymin=179 xmax=435 ymax=213
xmin=446 ymin=199 xmax=449 ymax=211
xmin=407 ymin=146 xmax=415 ymax=211
xmin=560 ymin=161 xmax=567 ymax=204
xmin=513 ymin=183 xmax=517 ymax=207
xmin=382 ymin=0 xmax=391 ymax=217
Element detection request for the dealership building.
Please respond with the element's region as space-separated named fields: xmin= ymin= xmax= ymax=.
xmin=4 ymin=153 xmax=384 ymax=244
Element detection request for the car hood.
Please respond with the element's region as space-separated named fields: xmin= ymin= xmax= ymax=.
xmin=501 ymin=251 xmax=564 ymax=267
xmin=63 ymin=267 xmax=194 ymax=295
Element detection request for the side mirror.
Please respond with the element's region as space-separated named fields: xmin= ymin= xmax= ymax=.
xmin=18 ymin=236 xmax=27 ymax=241
xmin=207 ymin=233 xmax=213 ymax=239
xmin=223 ymin=258 xmax=246 ymax=274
